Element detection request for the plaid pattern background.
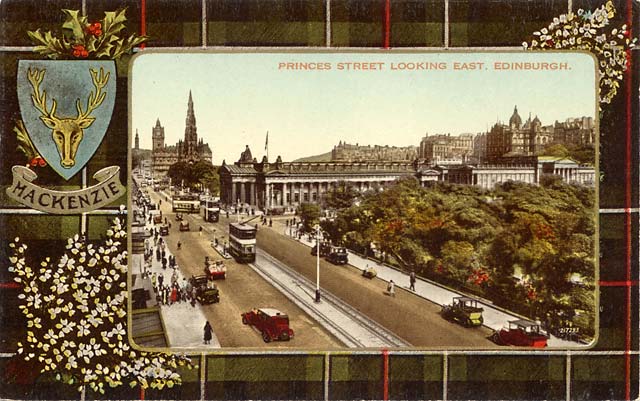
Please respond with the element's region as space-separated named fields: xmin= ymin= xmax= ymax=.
xmin=0 ymin=0 xmax=638 ymax=399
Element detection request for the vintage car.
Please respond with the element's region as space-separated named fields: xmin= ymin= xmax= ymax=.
xmin=241 ymin=308 xmax=294 ymax=343
xmin=175 ymin=213 xmax=183 ymax=221
xmin=362 ymin=266 xmax=377 ymax=279
xmin=204 ymin=260 xmax=226 ymax=280
xmin=310 ymin=242 xmax=332 ymax=257
xmin=491 ymin=319 xmax=548 ymax=347
xmin=190 ymin=275 xmax=220 ymax=304
xmin=326 ymin=246 xmax=349 ymax=265
xmin=159 ymin=225 xmax=169 ymax=236
xmin=179 ymin=221 xmax=190 ymax=231
xmin=441 ymin=296 xmax=484 ymax=327
xmin=153 ymin=214 xmax=163 ymax=224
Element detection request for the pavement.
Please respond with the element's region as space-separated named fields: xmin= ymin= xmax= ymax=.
xmin=267 ymin=218 xmax=579 ymax=348
xmin=135 ymin=207 xmax=221 ymax=349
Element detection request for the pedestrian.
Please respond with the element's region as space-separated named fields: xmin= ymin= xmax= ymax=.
xmin=191 ymin=287 xmax=197 ymax=307
xmin=199 ymin=226 xmax=203 ymax=236
xmin=151 ymin=272 xmax=157 ymax=290
xmin=269 ymin=219 xmax=272 ymax=227
xmin=170 ymin=286 xmax=177 ymax=304
xmin=409 ymin=271 xmax=416 ymax=291
xmin=171 ymin=270 xmax=178 ymax=286
xmin=203 ymin=321 xmax=213 ymax=345
xmin=387 ymin=280 xmax=396 ymax=297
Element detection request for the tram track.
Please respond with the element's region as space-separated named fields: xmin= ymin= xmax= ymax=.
xmin=252 ymin=249 xmax=411 ymax=348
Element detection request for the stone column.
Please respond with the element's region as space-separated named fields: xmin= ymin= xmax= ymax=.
xmin=231 ymin=181 xmax=236 ymax=206
xmin=265 ymin=183 xmax=271 ymax=209
xmin=240 ymin=181 xmax=246 ymax=205
xmin=250 ymin=182 xmax=256 ymax=207
xmin=282 ymin=182 xmax=288 ymax=206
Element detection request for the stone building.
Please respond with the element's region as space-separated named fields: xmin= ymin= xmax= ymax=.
xmin=220 ymin=146 xmax=429 ymax=210
xmin=331 ymin=141 xmax=417 ymax=162
xmin=219 ymin=146 xmax=594 ymax=210
xmin=419 ymin=133 xmax=474 ymax=163
xmin=151 ymin=91 xmax=212 ymax=177
xmin=486 ymin=106 xmax=594 ymax=161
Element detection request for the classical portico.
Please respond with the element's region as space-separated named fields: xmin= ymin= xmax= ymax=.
xmin=218 ymin=147 xmax=595 ymax=209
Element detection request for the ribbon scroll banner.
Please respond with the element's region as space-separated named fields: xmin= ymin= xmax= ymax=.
xmin=6 ymin=165 xmax=125 ymax=214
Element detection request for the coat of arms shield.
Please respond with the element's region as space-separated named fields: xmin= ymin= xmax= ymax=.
xmin=17 ymin=60 xmax=116 ymax=180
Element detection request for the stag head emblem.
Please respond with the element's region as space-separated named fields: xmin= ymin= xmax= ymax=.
xmin=26 ymin=67 xmax=109 ymax=168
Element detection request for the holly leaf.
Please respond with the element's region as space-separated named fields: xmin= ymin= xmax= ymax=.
xmin=14 ymin=120 xmax=38 ymax=160
xmin=61 ymin=9 xmax=88 ymax=43
xmin=111 ymin=34 xmax=148 ymax=59
xmin=27 ymin=29 xmax=70 ymax=59
xmin=101 ymin=8 xmax=128 ymax=38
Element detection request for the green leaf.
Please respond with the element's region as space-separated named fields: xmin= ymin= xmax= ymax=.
xmin=27 ymin=29 xmax=70 ymax=59
xmin=14 ymin=120 xmax=38 ymax=160
xmin=101 ymin=9 xmax=128 ymax=38
xmin=61 ymin=9 xmax=87 ymax=43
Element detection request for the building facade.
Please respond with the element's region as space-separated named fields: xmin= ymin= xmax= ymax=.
xmin=219 ymin=146 xmax=595 ymax=210
xmin=151 ymin=91 xmax=213 ymax=178
xmin=419 ymin=133 xmax=474 ymax=163
xmin=331 ymin=141 xmax=417 ymax=162
xmin=486 ymin=106 xmax=594 ymax=161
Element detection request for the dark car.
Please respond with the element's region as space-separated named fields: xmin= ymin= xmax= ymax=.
xmin=179 ymin=221 xmax=190 ymax=231
xmin=175 ymin=213 xmax=183 ymax=221
xmin=159 ymin=225 xmax=169 ymax=236
xmin=491 ymin=319 xmax=548 ymax=347
xmin=326 ymin=246 xmax=348 ymax=265
xmin=153 ymin=214 xmax=162 ymax=224
xmin=441 ymin=296 xmax=484 ymax=327
xmin=241 ymin=308 xmax=294 ymax=343
xmin=310 ymin=242 xmax=331 ymax=257
xmin=190 ymin=275 xmax=219 ymax=304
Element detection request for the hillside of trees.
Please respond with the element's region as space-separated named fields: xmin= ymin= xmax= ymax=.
xmin=315 ymin=178 xmax=596 ymax=340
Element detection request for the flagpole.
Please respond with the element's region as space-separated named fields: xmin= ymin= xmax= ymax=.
xmin=265 ymin=131 xmax=269 ymax=162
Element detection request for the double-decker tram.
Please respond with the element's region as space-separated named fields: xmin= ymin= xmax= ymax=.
xmin=172 ymin=194 xmax=200 ymax=213
xmin=228 ymin=222 xmax=257 ymax=263
xmin=204 ymin=199 xmax=220 ymax=222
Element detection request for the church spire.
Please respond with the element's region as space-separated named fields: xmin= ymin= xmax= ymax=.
xmin=186 ymin=90 xmax=196 ymax=126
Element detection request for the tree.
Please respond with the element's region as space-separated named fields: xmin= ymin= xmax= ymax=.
xmin=324 ymin=181 xmax=358 ymax=210
xmin=8 ymin=215 xmax=191 ymax=394
xmin=540 ymin=144 xmax=570 ymax=158
xmin=167 ymin=161 xmax=219 ymax=195
xmin=297 ymin=203 xmax=320 ymax=233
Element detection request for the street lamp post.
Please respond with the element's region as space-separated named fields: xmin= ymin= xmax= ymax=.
xmin=314 ymin=224 xmax=321 ymax=303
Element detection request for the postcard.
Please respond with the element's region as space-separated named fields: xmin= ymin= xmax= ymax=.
xmin=0 ymin=1 xmax=637 ymax=400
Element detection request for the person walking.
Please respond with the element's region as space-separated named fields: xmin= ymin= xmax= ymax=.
xmin=203 ymin=321 xmax=213 ymax=345
xmin=387 ymin=280 xmax=396 ymax=297
xmin=170 ymin=286 xmax=178 ymax=304
xmin=409 ymin=271 xmax=416 ymax=291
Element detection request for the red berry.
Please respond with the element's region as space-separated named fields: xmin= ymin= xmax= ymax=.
xmin=38 ymin=158 xmax=46 ymax=167
xmin=94 ymin=29 xmax=102 ymax=36
xmin=30 ymin=158 xmax=38 ymax=167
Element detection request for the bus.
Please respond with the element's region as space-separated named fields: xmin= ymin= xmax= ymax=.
xmin=228 ymin=222 xmax=257 ymax=263
xmin=172 ymin=194 xmax=200 ymax=213
xmin=204 ymin=199 xmax=220 ymax=222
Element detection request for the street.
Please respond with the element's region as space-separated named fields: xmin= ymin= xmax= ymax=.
xmin=147 ymin=190 xmax=342 ymax=348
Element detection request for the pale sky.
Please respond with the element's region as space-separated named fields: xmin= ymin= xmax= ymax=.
xmin=131 ymin=52 xmax=596 ymax=165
